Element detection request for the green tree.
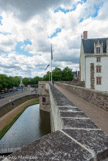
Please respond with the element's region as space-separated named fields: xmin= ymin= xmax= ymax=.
xmin=29 ymin=78 xmax=35 ymax=85
xmin=13 ymin=76 xmax=20 ymax=87
xmin=0 ymin=76 xmax=2 ymax=90
xmin=0 ymin=74 xmax=8 ymax=89
xmin=34 ymin=76 xmax=43 ymax=84
xmin=0 ymin=75 xmax=21 ymax=91
xmin=52 ymin=67 xmax=62 ymax=81
xmin=43 ymin=72 xmax=50 ymax=81
xmin=7 ymin=76 xmax=14 ymax=89
xmin=30 ymin=76 xmax=43 ymax=85
xmin=62 ymin=67 xmax=73 ymax=81
xmin=22 ymin=78 xmax=30 ymax=86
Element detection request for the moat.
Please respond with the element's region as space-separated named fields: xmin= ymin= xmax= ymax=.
xmin=0 ymin=104 xmax=51 ymax=153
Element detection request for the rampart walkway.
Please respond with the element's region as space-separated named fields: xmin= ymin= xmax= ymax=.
xmin=55 ymin=84 xmax=108 ymax=134
xmin=3 ymin=83 xmax=108 ymax=161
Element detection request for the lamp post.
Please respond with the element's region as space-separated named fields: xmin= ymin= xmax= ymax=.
xmin=51 ymin=43 xmax=53 ymax=84
xmin=49 ymin=70 xmax=50 ymax=82
xmin=45 ymin=64 xmax=50 ymax=81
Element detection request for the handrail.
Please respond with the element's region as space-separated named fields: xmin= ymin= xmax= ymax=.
xmin=0 ymin=142 xmax=30 ymax=154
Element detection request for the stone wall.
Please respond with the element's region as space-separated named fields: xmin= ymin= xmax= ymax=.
xmin=38 ymin=81 xmax=50 ymax=112
xmin=49 ymin=85 xmax=64 ymax=132
xmin=55 ymin=82 xmax=108 ymax=111
xmin=0 ymin=94 xmax=38 ymax=118
xmin=57 ymin=80 xmax=85 ymax=87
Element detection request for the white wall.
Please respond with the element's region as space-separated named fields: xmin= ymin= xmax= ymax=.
xmin=80 ymin=40 xmax=85 ymax=81
xmin=85 ymin=56 xmax=108 ymax=92
xmin=48 ymin=85 xmax=63 ymax=132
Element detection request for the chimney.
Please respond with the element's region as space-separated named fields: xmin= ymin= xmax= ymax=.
xmin=83 ymin=31 xmax=88 ymax=40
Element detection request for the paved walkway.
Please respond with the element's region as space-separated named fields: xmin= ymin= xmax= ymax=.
xmin=55 ymin=84 xmax=108 ymax=134
xmin=0 ymin=88 xmax=35 ymax=107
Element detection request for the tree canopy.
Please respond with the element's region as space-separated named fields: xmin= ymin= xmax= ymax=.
xmin=22 ymin=76 xmax=43 ymax=86
xmin=22 ymin=78 xmax=29 ymax=86
xmin=62 ymin=67 xmax=73 ymax=81
xmin=52 ymin=67 xmax=62 ymax=81
xmin=43 ymin=67 xmax=74 ymax=81
xmin=0 ymin=74 xmax=20 ymax=91
xmin=0 ymin=66 xmax=74 ymax=90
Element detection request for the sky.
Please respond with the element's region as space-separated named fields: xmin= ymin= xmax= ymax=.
xmin=0 ymin=0 xmax=108 ymax=78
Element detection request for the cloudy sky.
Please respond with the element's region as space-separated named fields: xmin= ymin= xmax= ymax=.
xmin=0 ymin=0 xmax=108 ymax=77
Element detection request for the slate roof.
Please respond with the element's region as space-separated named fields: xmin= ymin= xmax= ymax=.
xmin=82 ymin=38 xmax=108 ymax=54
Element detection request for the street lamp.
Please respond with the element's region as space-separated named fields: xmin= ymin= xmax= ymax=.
xmin=51 ymin=43 xmax=53 ymax=84
xmin=45 ymin=64 xmax=50 ymax=81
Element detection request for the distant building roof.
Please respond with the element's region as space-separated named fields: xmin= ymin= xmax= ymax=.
xmin=82 ymin=38 xmax=108 ymax=54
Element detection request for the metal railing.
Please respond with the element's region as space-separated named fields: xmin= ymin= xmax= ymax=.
xmin=0 ymin=142 xmax=29 ymax=154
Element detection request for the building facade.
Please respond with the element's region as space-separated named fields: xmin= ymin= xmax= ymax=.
xmin=80 ymin=31 xmax=108 ymax=92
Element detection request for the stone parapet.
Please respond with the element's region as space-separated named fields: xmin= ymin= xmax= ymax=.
xmin=55 ymin=82 xmax=108 ymax=111
xmin=57 ymin=80 xmax=85 ymax=87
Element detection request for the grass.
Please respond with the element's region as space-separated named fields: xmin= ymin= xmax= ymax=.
xmin=0 ymin=99 xmax=39 ymax=139
xmin=0 ymin=94 xmax=37 ymax=118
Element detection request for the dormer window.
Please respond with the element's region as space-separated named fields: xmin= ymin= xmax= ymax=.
xmin=96 ymin=47 xmax=100 ymax=53
xmin=94 ymin=40 xmax=103 ymax=54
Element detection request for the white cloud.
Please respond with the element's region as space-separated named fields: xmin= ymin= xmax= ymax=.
xmin=0 ymin=0 xmax=108 ymax=77
xmin=0 ymin=34 xmax=16 ymax=54
xmin=0 ymin=0 xmax=73 ymax=21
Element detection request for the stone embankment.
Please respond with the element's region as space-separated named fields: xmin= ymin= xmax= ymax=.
xmin=0 ymin=98 xmax=38 ymax=132
xmin=55 ymin=82 xmax=108 ymax=111
xmin=0 ymin=94 xmax=37 ymax=118
xmin=5 ymin=83 xmax=108 ymax=161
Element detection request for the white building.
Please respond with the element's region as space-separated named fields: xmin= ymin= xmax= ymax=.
xmin=80 ymin=31 xmax=108 ymax=92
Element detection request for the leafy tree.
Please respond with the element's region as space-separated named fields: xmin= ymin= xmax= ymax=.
xmin=29 ymin=78 xmax=35 ymax=85
xmin=0 ymin=75 xmax=20 ymax=90
xmin=0 ymin=84 xmax=2 ymax=89
xmin=7 ymin=76 xmax=14 ymax=88
xmin=62 ymin=67 xmax=73 ymax=81
xmin=30 ymin=76 xmax=43 ymax=85
xmin=34 ymin=76 xmax=43 ymax=84
xmin=22 ymin=78 xmax=30 ymax=86
xmin=43 ymin=67 xmax=74 ymax=81
xmin=43 ymin=72 xmax=50 ymax=81
xmin=0 ymin=77 xmax=2 ymax=90
xmin=13 ymin=76 xmax=20 ymax=87
xmin=52 ymin=67 xmax=62 ymax=81
xmin=0 ymin=74 xmax=8 ymax=89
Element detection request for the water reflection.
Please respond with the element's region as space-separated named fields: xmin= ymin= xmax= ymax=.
xmin=0 ymin=104 xmax=50 ymax=148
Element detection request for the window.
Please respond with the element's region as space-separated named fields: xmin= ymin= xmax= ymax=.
xmin=97 ymin=57 xmax=101 ymax=62
xmin=42 ymin=97 xmax=46 ymax=103
xmin=96 ymin=65 xmax=101 ymax=73
xmin=96 ymin=77 xmax=102 ymax=85
xmin=96 ymin=47 xmax=100 ymax=53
